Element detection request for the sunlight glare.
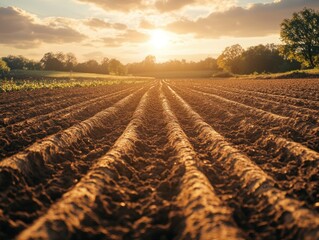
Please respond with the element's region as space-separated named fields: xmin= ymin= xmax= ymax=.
xmin=149 ymin=29 xmax=170 ymax=49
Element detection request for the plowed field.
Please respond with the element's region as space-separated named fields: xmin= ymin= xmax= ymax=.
xmin=0 ymin=79 xmax=318 ymax=240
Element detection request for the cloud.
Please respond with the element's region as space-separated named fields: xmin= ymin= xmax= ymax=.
xmin=112 ymin=23 xmax=127 ymax=30
xmin=155 ymin=0 xmax=196 ymax=12
xmin=78 ymin=0 xmax=235 ymax=12
xmin=0 ymin=7 xmax=86 ymax=48
xmin=102 ymin=30 xmax=149 ymax=47
xmin=139 ymin=19 xmax=156 ymax=29
xmin=84 ymin=18 xmax=128 ymax=30
xmin=77 ymin=0 xmax=146 ymax=12
xmin=166 ymin=0 xmax=319 ymax=38
xmin=84 ymin=18 xmax=112 ymax=29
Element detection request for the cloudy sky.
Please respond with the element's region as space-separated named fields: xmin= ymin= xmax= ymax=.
xmin=0 ymin=0 xmax=318 ymax=63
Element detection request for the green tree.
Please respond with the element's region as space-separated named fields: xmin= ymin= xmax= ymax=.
xmin=240 ymin=44 xmax=300 ymax=74
xmin=280 ymin=8 xmax=319 ymax=68
xmin=217 ymin=44 xmax=244 ymax=73
xmin=2 ymin=55 xmax=27 ymax=69
xmin=0 ymin=59 xmax=10 ymax=78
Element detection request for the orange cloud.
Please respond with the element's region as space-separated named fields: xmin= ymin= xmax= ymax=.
xmin=84 ymin=18 xmax=128 ymax=30
xmin=102 ymin=30 xmax=149 ymax=47
xmin=0 ymin=7 xmax=86 ymax=48
xmin=78 ymin=0 xmax=234 ymax=12
xmin=77 ymin=0 xmax=145 ymax=12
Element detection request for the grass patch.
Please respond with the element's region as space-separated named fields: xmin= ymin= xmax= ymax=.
xmin=1 ymin=70 xmax=153 ymax=92
xmin=235 ymin=69 xmax=319 ymax=79
xmin=8 ymin=69 xmax=151 ymax=80
xmin=212 ymin=71 xmax=234 ymax=78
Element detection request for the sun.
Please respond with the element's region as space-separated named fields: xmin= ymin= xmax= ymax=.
xmin=149 ymin=29 xmax=170 ymax=49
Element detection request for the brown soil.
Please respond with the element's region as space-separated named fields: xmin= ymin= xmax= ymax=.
xmin=0 ymin=79 xmax=318 ymax=240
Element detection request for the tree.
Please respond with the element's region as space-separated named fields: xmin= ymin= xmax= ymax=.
xmin=74 ymin=59 xmax=99 ymax=73
xmin=40 ymin=52 xmax=64 ymax=71
xmin=143 ymin=55 xmax=156 ymax=72
xmin=108 ymin=59 xmax=126 ymax=75
xmin=240 ymin=44 xmax=300 ymax=74
xmin=100 ymin=58 xmax=110 ymax=74
xmin=217 ymin=44 xmax=244 ymax=73
xmin=280 ymin=8 xmax=319 ymax=68
xmin=2 ymin=55 xmax=27 ymax=70
xmin=0 ymin=59 xmax=10 ymax=78
xmin=64 ymin=53 xmax=77 ymax=71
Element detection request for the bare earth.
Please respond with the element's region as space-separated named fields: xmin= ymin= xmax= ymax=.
xmin=0 ymin=79 xmax=318 ymax=240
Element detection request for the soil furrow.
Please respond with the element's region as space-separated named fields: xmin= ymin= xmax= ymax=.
xmin=214 ymin=85 xmax=319 ymax=111
xmin=16 ymin=85 xmax=153 ymax=240
xmin=167 ymin=84 xmax=319 ymax=206
xmin=0 ymin=85 xmax=135 ymax=127
xmin=159 ymin=84 xmax=245 ymax=240
xmin=184 ymin=86 xmax=319 ymax=151
xmin=164 ymin=83 xmax=319 ymax=240
xmin=0 ymin=87 xmax=147 ymax=239
xmin=0 ymin=86 xmax=137 ymax=159
xmin=172 ymin=79 xmax=319 ymax=105
xmin=195 ymin=85 xmax=319 ymax=123
xmin=0 ymin=86 xmax=146 ymax=178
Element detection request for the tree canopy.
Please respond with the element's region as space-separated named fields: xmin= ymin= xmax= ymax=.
xmin=280 ymin=8 xmax=319 ymax=68
xmin=0 ymin=59 xmax=10 ymax=78
xmin=216 ymin=44 xmax=300 ymax=74
xmin=217 ymin=44 xmax=244 ymax=73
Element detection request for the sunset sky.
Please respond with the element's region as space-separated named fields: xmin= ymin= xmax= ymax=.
xmin=0 ymin=0 xmax=318 ymax=63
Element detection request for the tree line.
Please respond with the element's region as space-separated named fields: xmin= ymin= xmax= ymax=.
xmin=127 ymin=55 xmax=218 ymax=74
xmin=1 ymin=8 xmax=318 ymax=77
xmin=1 ymin=52 xmax=126 ymax=75
xmin=217 ymin=44 xmax=301 ymax=74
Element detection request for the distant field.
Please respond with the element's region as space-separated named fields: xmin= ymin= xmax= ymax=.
xmin=135 ymin=70 xmax=214 ymax=78
xmin=1 ymin=70 xmax=153 ymax=92
xmin=8 ymin=69 xmax=154 ymax=80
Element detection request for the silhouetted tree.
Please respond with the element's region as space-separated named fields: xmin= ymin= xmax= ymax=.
xmin=2 ymin=55 xmax=27 ymax=69
xmin=280 ymin=8 xmax=319 ymax=68
xmin=40 ymin=52 xmax=64 ymax=71
xmin=2 ymin=55 xmax=42 ymax=70
xmin=100 ymin=58 xmax=110 ymax=74
xmin=108 ymin=59 xmax=126 ymax=75
xmin=74 ymin=59 xmax=99 ymax=73
xmin=64 ymin=53 xmax=77 ymax=71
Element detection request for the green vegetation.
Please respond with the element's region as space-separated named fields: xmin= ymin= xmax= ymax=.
xmin=0 ymin=60 xmax=10 ymax=78
xmin=280 ymin=8 xmax=319 ymax=68
xmin=0 ymin=69 xmax=152 ymax=92
xmin=233 ymin=68 xmax=319 ymax=79
xmin=8 ymin=69 xmax=145 ymax=80
xmin=217 ymin=44 xmax=244 ymax=73
xmin=216 ymin=44 xmax=300 ymax=74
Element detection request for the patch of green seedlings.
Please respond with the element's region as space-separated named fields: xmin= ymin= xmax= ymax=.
xmin=0 ymin=78 xmax=148 ymax=92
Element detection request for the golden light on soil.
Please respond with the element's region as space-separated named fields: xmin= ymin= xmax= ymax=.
xmin=149 ymin=29 xmax=170 ymax=49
